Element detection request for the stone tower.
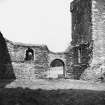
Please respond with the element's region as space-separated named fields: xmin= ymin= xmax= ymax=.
xmin=70 ymin=0 xmax=93 ymax=79
xmin=70 ymin=0 xmax=105 ymax=79
xmin=91 ymin=0 xmax=105 ymax=64
xmin=71 ymin=0 xmax=92 ymax=45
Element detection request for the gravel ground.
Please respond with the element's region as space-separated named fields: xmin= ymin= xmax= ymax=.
xmin=5 ymin=79 xmax=105 ymax=91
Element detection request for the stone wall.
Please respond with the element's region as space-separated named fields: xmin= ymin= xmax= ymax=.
xmin=81 ymin=0 xmax=105 ymax=81
xmin=71 ymin=0 xmax=92 ymax=45
xmin=92 ymin=0 xmax=105 ymax=64
xmin=2 ymin=0 xmax=103 ymax=80
xmin=2 ymin=37 xmax=73 ymax=80
xmin=65 ymin=52 xmax=73 ymax=78
xmin=6 ymin=40 xmax=50 ymax=79
xmin=70 ymin=0 xmax=93 ymax=79
xmin=70 ymin=0 xmax=105 ymax=80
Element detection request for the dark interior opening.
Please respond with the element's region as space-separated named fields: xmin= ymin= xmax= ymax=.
xmin=25 ymin=48 xmax=34 ymax=61
xmin=50 ymin=59 xmax=65 ymax=67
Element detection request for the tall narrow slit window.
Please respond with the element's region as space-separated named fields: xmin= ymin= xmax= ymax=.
xmin=78 ymin=48 xmax=81 ymax=63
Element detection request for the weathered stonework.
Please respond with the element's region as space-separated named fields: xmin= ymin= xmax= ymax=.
xmin=70 ymin=0 xmax=93 ymax=79
xmin=80 ymin=0 xmax=105 ymax=81
xmin=1 ymin=0 xmax=105 ymax=81
xmin=0 ymin=32 xmax=73 ymax=80
xmin=92 ymin=0 xmax=105 ymax=64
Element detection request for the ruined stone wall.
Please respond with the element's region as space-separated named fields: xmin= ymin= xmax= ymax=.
xmin=5 ymin=40 xmax=50 ymax=79
xmin=81 ymin=0 xmax=105 ymax=81
xmin=5 ymin=39 xmax=73 ymax=80
xmin=65 ymin=52 xmax=73 ymax=78
xmin=92 ymin=0 xmax=105 ymax=64
xmin=1 ymin=0 xmax=96 ymax=80
xmin=4 ymin=0 xmax=105 ymax=81
xmin=71 ymin=0 xmax=92 ymax=45
xmin=70 ymin=0 xmax=93 ymax=79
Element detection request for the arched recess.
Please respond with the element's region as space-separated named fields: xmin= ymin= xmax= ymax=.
xmin=50 ymin=59 xmax=65 ymax=67
xmin=25 ymin=48 xmax=34 ymax=61
xmin=50 ymin=59 xmax=65 ymax=78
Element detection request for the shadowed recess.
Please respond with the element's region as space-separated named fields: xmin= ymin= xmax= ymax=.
xmin=50 ymin=59 xmax=65 ymax=67
xmin=0 ymin=32 xmax=15 ymax=80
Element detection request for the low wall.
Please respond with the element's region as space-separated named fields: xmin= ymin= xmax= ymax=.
xmin=12 ymin=62 xmax=48 ymax=80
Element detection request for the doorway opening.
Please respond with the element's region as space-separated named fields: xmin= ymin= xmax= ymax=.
xmin=48 ymin=59 xmax=65 ymax=78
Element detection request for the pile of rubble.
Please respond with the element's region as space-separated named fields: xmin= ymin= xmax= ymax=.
xmin=81 ymin=60 xmax=105 ymax=82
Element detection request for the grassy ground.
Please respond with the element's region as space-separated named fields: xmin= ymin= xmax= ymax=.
xmin=5 ymin=79 xmax=105 ymax=91
xmin=0 ymin=88 xmax=105 ymax=105
xmin=0 ymin=79 xmax=105 ymax=105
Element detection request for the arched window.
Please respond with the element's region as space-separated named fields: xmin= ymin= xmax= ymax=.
xmin=25 ymin=48 xmax=34 ymax=61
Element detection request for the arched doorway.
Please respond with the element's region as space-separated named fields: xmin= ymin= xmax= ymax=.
xmin=25 ymin=48 xmax=34 ymax=61
xmin=48 ymin=59 xmax=65 ymax=78
xmin=50 ymin=59 xmax=65 ymax=67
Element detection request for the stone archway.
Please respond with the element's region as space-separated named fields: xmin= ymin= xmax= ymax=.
xmin=48 ymin=59 xmax=65 ymax=78
xmin=50 ymin=59 xmax=65 ymax=67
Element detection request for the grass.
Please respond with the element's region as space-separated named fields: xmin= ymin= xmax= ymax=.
xmin=0 ymin=79 xmax=105 ymax=105
xmin=0 ymin=87 xmax=104 ymax=105
xmin=5 ymin=79 xmax=105 ymax=91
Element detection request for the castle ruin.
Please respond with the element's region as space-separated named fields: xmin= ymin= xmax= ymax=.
xmin=0 ymin=0 xmax=105 ymax=81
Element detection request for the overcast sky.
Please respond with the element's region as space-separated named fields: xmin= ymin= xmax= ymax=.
xmin=0 ymin=0 xmax=73 ymax=52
